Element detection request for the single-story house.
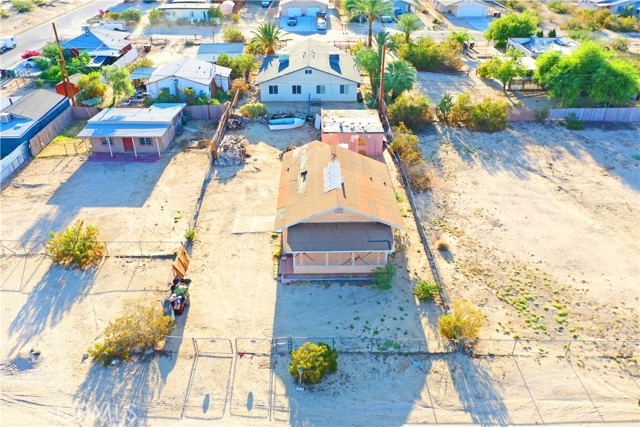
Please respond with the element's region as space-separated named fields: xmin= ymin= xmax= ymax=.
xmin=61 ymin=28 xmax=133 ymax=67
xmin=431 ymin=0 xmax=489 ymax=17
xmin=394 ymin=0 xmax=418 ymax=13
xmin=157 ymin=3 xmax=213 ymax=23
xmin=275 ymin=141 xmax=403 ymax=277
xmin=578 ymin=0 xmax=640 ymax=15
xmin=256 ymin=39 xmax=361 ymax=102
xmin=146 ymin=58 xmax=232 ymax=99
xmin=196 ymin=43 xmax=244 ymax=63
xmin=279 ymin=0 xmax=328 ymax=16
xmin=321 ymin=109 xmax=385 ymax=157
xmin=78 ymin=103 xmax=186 ymax=158
xmin=507 ymin=36 xmax=580 ymax=58
xmin=0 ymin=90 xmax=70 ymax=182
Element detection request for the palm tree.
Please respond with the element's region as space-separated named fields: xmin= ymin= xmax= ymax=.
xmin=384 ymin=59 xmax=417 ymax=100
xmin=397 ymin=13 xmax=421 ymax=43
xmin=250 ymin=23 xmax=290 ymax=55
xmin=353 ymin=0 xmax=395 ymax=48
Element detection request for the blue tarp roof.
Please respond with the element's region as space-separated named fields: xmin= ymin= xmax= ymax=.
xmin=78 ymin=123 xmax=170 ymax=138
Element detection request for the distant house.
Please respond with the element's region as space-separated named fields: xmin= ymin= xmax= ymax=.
xmin=78 ymin=104 xmax=186 ymax=158
xmin=146 ymin=58 xmax=232 ymax=99
xmin=279 ymin=0 xmax=328 ymax=17
xmin=321 ymin=109 xmax=385 ymax=157
xmin=196 ymin=43 xmax=244 ymax=63
xmin=61 ymin=28 xmax=133 ymax=67
xmin=0 ymin=90 xmax=71 ymax=182
xmin=54 ymin=73 xmax=83 ymax=98
xmin=430 ymin=0 xmax=489 ymax=17
xmin=507 ymin=37 xmax=580 ymax=58
xmin=256 ymin=39 xmax=361 ymax=102
xmin=394 ymin=0 xmax=418 ymax=13
xmin=157 ymin=3 xmax=213 ymax=23
xmin=276 ymin=141 xmax=403 ymax=278
xmin=578 ymin=0 xmax=640 ymax=15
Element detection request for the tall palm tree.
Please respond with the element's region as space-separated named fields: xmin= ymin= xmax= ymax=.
xmin=397 ymin=13 xmax=421 ymax=43
xmin=250 ymin=23 xmax=290 ymax=55
xmin=384 ymin=59 xmax=417 ymax=100
xmin=353 ymin=0 xmax=395 ymax=48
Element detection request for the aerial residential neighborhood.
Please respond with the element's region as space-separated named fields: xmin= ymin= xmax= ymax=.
xmin=0 ymin=1 xmax=639 ymax=426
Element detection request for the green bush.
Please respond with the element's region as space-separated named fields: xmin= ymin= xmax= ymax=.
xmin=398 ymin=37 xmax=462 ymax=72
xmin=12 ymin=0 xmax=35 ymax=12
xmin=88 ymin=300 xmax=174 ymax=365
xmin=387 ymin=90 xmax=432 ymax=131
xmin=223 ymin=27 xmax=245 ymax=43
xmin=391 ymin=123 xmax=432 ymax=192
xmin=548 ymin=1 xmax=572 ymax=14
xmin=104 ymin=11 xmax=121 ymax=20
xmin=415 ymin=280 xmax=439 ymax=301
xmin=562 ymin=113 xmax=584 ymax=130
xmin=535 ymin=107 xmax=549 ymax=122
xmin=468 ymin=97 xmax=509 ymax=132
xmin=230 ymin=12 xmax=240 ymax=23
xmin=435 ymin=93 xmax=453 ymax=123
xmin=449 ymin=93 xmax=473 ymax=124
xmin=125 ymin=57 xmax=154 ymax=73
xmin=185 ymin=228 xmax=197 ymax=241
xmin=120 ymin=8 xmax=142 ymax=23
xmin=548 ymin=29 xmax=557 ymax=37
xmin=238 ymin=102 xmax=268 ymax=117
xmin=372 ymin=263 xmax=396 ymax=290
xmin=33 ymin=78 xmax=45 ymax=88
xmin=0 ymin=7 xmax=9 ymax=18
xmin=289 ymin=342 xmax=337 ymax=384
xmin=438 ymin=299 xmax=485 ymax=339
xmin=47 ymin=220 xmax=105 ymax=269
xmin=148 ymin=8 xmax=165 ymax=25
xmin=610 ymin=37 xmax=629 ymax=52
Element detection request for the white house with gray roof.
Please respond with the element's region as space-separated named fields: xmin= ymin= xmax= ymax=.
xmin=578 ymin=0 xmax=640 ymax=15
xmin=431 ymin=0 xmax=489 ymax=17
xmin=255 ymin=39 xmax=362 ymax=102
xmin=146 ymin=58 xmax=231 ymax=99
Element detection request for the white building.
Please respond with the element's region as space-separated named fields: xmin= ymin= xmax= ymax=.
xmin=431 ymin=0 xmax=490 ymax=17
xmin=279 ymin=0 xmax=328 ymax=17
xmin=157 ymin=3 xmax=212 ymax=24
xmin=146 ymin=59 xmax=231 ymax=99
xmin=255 ymin=39 xmax=361 ymax=102
xmin=578 ymin=0 xmax=640 ymax=16
xmin=507 ymin=37 xmax=580 ymax=58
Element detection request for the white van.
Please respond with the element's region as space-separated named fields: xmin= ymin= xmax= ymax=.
xmin=93 ymin=20 xmax=127 ymax=31
xmin=0 ymin=36 xmax=17 ymax=53
xmin=261 ymin=0 xmax=272 ymax=7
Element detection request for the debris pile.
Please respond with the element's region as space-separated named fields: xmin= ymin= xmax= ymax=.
xmin=227 ymin=114 xmax=248 ymax=130
xmin=215 ymin=135 xmax=248 ymax=166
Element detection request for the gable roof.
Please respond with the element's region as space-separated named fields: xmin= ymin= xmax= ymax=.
xmin=77 ymin=104 xmax=186 ymax=138
xmin=256 ymin=39 xmax=362 ymax=85
xmin=4 ymin=89 xmax=67 ymax=121
xmin=148 ymin=58 xmax=232 ymax=86
xmin=275 ymin=141 xmax=403 ymax=231
xmin=61 ymin=29 xmax=130 ymax=55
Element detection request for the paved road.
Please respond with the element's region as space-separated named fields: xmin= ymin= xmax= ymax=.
xmin=0 ymin=0 xmax=124 ymax=69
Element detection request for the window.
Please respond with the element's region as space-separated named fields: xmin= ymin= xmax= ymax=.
xmin=140 ymin=137 xmax=152 ymax=146
xmin=340 ymin=85 xmax=349 ymax=94
xmin=305 ymin=69 xmax=312 ymax=74
xmin=100 ymin=137 xmax=113 ymax=146
xmin=316 ymin=85 xmax=326 ymax=94
xmin=268 ymin=85 xmax=278 ymax=95
xmin=292 ymin=85 xmax=301 ymax=94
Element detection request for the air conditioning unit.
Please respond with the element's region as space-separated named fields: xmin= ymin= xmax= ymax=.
xmin=0 ymin=113 xmax=12 ymax=123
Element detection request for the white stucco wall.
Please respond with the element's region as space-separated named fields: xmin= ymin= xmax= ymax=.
xmin=258 ymin=69 xmax=359 ymax=102
xmin=147 ymin=77 xmax=212 ymax=98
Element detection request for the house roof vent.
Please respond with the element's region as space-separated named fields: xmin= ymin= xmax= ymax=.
xmin=323 ymin=160 xmax=343 ymax=193
xmin=329 ymin=53 xmax=339 ymax=64
xmin=0 ymin=113 xmax=12 ymax=123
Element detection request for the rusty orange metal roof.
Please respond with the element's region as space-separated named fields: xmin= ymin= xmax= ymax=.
xmin=275 ymin=141 xmax=404 ymax=231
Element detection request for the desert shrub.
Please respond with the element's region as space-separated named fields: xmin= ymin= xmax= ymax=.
xmin=125 ymin=57 xmax=153 ymax=73
xmin=350 ymin=41 xmax=365 ymax=57
xmin=415 ymin=280 xmax=439 ymax=301
xmin=88 ymin=300 xmax=174 ymax=365
xmin=468 ymin=97 xmax=509 ymax=132
xmin=185 ymin=39 xmax=196 ymax=47
xmin=208 ymin=5 xmax=224 ymax=20
xmin=548 ymin=29 xmax=557 ymax=38
xmin=223 ymin=27 xmax=245 ymax=43
xmin=33 ymin=79 xmax=45 ymax=88
xmin=0 ymin=8 xmax=9 ymax=18
xmin=535 ymin=107 xmax=549 ymax=122
xmin=120 ymin=8 xmax=142 ymax=23
xmin=148 ymin=8 xmax=165 ymax=25
xmin=185 ymin=228 xmax=197 ymax=241
xmin=104 ymin=11 xmax=121 ymax=20
xmin=387 ymin=91 xmax=432 ymax=131
xmin=562 ymin=113 xmax=584 ymax=130
xmin=398 ymin=37 xmax=463 ymax=72
xmin=230 ymin=12 xmax=240 ymax=23
xmin=436 ymin=239 xmax=450 ymax=251
xmin=391 ymin=123 xmax=432 ymax=192
xmin=504 ymin=0 xmax=526 ymax=12
xmin=610 ymin=37 xmax=630 ymax=52
xmin=548 ymin=1 xmax=571 ymax=14
xmin=438 ymin=299 xmax=485 ymax=339
xmin=289 ymin=342 xmax=337 ymax=384
xmin=435 ymin=94 xmax=454 ymax=123
xmin=231 ymin=78 xmax=249 ymax=96
xmin=77 ymin=72 xmax=107 ymax=101
xmin=372 ymin=263 xmax=396 ymax=290
xmin=238 ymin=102 xmax=267 ymax=117
xmin=449 ymin=93 xmax=473 ymax=124
xmin=12 ymin=0 xmax=35 ymax=12
xmin=605 ymin=15 xmax=639 ymax=32
xmin=47 ymin=221 xmax=105 ymax=269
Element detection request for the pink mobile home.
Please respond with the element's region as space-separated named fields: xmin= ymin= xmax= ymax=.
xmin=321 ymin=109 xmax=385 ymax=157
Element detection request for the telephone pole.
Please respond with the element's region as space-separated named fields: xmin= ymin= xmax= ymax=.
xmin=378 ymin=44 xmax=386 ymax=115
xmin=52 ymin=23 xmax=76 ymax=106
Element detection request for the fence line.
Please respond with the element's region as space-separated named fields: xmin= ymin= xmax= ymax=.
xmin=0 ymin=142 xmax=30 ymax=184
xmin=548 ymin=107 xmax=640 ymax=122
xmin=0 ymin=239 xmax=182 ymax=258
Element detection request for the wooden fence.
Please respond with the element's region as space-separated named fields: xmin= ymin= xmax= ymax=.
xmin=184 ymin=104 xmax=225 ymax=121
xmin=71 ymin=106 xmax=99 ymax=120
xmin=28 ymin=107 xmax=74 ymax=156
xmin=508 ymin=108 xmax=536 ymax=122
xmin=206 ymin=89 xmax=240 ymax=162
xmin=548 ymin=108 xmax=640 ymax=122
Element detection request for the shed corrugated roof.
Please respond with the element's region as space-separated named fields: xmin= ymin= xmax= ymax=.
xmin=4 ymin=89 xmax=67 ymax=121
xmin=148 ymin=58 xmax=231 ymax=86
xmin=275 ymin=141 xmax=403 ymax=231
xmin=85 ymin=103 xmax=186 ymax=124
xmin=78 ymin=123 xmax=171 ymax=138
xmin=321 ymin=109 xmax=384 ymax=134
xmin=61 ymin=29 xmax=130 ymax=52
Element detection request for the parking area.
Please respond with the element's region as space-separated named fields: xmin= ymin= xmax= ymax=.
xmin=279 ymin=15 xmax=329 ymax=34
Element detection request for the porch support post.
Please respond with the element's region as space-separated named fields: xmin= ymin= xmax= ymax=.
xmin=83 ymin=137 xmax=88 ymax=154
xmin=132 ymin=137 xmax=138 ymax=158
xmin=351 ymin=252 xmax=355 ymax=266
xmin=107 ymin=138 xmax=113 ymax=158
xmin=155 ymin=137 xmax=161 ymax=158
xmin=325 ymin=253 xmax=328 ymax=266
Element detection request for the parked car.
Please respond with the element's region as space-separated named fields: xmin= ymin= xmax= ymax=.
xmin=394 ymin=9 xmax=404 ymax=18
xmin=22 ymin=58 xmax=38 ymax=68
xmin=262 ymin=0 xmax=272 ymax=7
xmin=317 ymin=18 xmax=327 ymax=30
xmin=288 ymin=16 xmax=297 ymax=26
xmin=93 ymin=20 xmax=127 ymax=31
xmin=380 ymin=14 xmax=393 ymax=23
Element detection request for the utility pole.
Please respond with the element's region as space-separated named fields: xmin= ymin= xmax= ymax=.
xmin=52 ymin=23 xmax=76 ymax=106
xmin=378 ymin=44 xmax=386 ymax=115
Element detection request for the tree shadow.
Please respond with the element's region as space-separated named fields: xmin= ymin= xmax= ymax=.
xmin=7 ymin=264 xmax=99 ymax=356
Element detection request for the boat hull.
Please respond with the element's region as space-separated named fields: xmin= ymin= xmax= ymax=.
xmin=268 ymin=118 xmax=305 ymax=130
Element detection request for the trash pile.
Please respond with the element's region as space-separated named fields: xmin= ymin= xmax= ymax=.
xmin=227 ymin=114 xmax=248 ymax=130
xmin=215 ymin=134 xmax=248 ymax=166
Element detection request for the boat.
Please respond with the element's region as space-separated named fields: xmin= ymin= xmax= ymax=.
xmin=268 ymin=117 xmax=305 ymax=130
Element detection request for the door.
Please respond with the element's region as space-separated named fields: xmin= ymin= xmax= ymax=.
xmin=287 ymin=6 xmax=301 ymax=16
xmin=307 ymin=5 xmax=322 ymax=16
xmin=122 ymin=137 xmax=134 ymax=152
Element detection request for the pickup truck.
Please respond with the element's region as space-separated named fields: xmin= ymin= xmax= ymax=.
xmin=0 ymin=36 xmax=17 ymax=54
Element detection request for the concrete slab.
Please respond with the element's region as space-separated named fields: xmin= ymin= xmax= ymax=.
xmin=280 ymin=16 xmax=327 ymax=34
xmin=464 ymin=17 xmax=492 ymax=31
